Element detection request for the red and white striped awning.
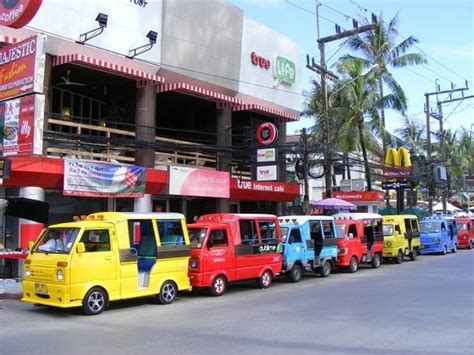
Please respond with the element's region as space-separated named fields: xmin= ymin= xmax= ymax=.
xmin=52 ymin=54 xmax=164 ymax=84
xmin=0 ymin=35 xmax=19 ymax=45
xmin=233 ymin=103 xmax=300 ymax=122
xmin=158 ymin=82 xmax=242 ymax=106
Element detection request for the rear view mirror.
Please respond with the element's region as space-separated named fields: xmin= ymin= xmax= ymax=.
xmin=77 ymin=242 xmax=86 ymax=254
xmin=206 ymin=240 xmax=213 ymax=249
xmin=28 ymin=241 xmax=34 ymax=251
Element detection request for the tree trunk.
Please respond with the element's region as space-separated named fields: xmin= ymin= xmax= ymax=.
xmin=357 ymin=118 xmax=372 ymax=191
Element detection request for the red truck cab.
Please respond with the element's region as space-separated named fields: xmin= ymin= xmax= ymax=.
xmin=456 ymin=217 xmax=474 ymax=249
xmin=187 ymin=213 xmax=282 ymax=296
xmin=334 ymin=213 xmax=385 ymax=272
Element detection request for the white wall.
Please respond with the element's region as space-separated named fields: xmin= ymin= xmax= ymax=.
xmin=27 ymin=0 xmax=162 ymax=64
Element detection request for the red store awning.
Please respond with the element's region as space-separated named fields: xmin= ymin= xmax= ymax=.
xmin=52 ymin=54 xmax=164 ymax=84
xmin=233 ymin=103 xmax=300 ymax=123
xmin=0 ymin=35 xmax=19 ymax=45
xmin=158 ymin=82 xmax=242 ymax=106
xmin=230 ymin=178 xmax=300 ymax=202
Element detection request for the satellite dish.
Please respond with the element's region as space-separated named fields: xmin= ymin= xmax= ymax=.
xmin=57 ymin=70 xmax=86 ymax=86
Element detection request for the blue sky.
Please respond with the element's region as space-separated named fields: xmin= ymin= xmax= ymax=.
xmin=228 ymin=0 xmax=474 ymax=138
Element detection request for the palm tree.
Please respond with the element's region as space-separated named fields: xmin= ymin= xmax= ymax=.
xmin=394 ymin=117 xmax=426 ymax=154
xmin=345 ymin=14 xmax=427 ymax=136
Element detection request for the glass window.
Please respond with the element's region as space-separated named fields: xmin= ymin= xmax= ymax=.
xmin=383 ymin=225 xmax=394 ymax=236
xmin=348 ymin=224 xmax=357 ymax=238
xmin=288 ymin=228 xmax=302 ymax=244
xmin=280 ymin=227 xmax=289 ymax=241
xmin=157 ymin=220 xmax=185 ymax=246
xmin=128 ymin=220 xmax=154 ymax=247
xmin=405 ymin=218 xmax=413 ymax=233
xmin=79 ymin=229 xmax=110 ymax=252
xmin=309 ymin=221 xmax=322 ymax=240
xmin=189 ymin=228 xmax=207 ymax=249
xmin=240 ymin=220 xmax=257 ymax=245
xmin=208 ymin=229 xmax=228 ymax=247
xmin=322 ymin=220 xmax=335 ymax=239
xmin=259 ymin=220 xmax=277 ymax=243
xmin=335 ymin=224 xmax=345 ymax=239
xmin=34 ymin=228 xmax=80 ymax=254
xmin=421 ymin=222 xmax=440 ymax=233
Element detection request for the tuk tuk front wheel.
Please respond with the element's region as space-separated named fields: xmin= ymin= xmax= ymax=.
xmin=319 ymin=260 xmax=331 ymax=278
xmin=348 ymin=256 xmax=358 ymax=273
xmin=257 ymin=270 xmax=273 ymax=289
xmin=409 ymin=249 xmax=417 ymax=261
xmin=210 ymin=275 xmax=227 ymax=296
xmin=395 ymin=250 xmax=404 ymax=264
xmin=157 ymin=280 xmax=177 ymax=305
xmin=451 ymin=244 xmax=457 ymax=253
xmin=442 ymin=245 xmax=447 ymax=255
xmin=289 ymin=264 xmax=303 ymax=283
xmin=82 ymin=287 xmax=107 ymax=315
xmin=469 ymin=241 xmax=473 ymax=249
xmin=371 ymin=253 xmax=381 ymax=268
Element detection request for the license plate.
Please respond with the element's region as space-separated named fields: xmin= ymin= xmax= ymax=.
xmin=35 ymin=283 xmax=48 ymax=295
xmin=419 ymin=245 xmax=425 ymax=249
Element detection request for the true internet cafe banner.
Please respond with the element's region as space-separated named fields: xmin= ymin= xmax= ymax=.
xmin=64 ymin=159 xmax=146 ymax=197
xmin=0 ymin=34 xmax=46 ymax=101
xmin=169 ymin=166 xmax=230 ymax=198
xmin=0 ymin=93 xmax=44 ymax=156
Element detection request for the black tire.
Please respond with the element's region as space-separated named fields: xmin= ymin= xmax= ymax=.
xmin=157 ymin=280 xmax=177 ymax=305
xmin=451 ymin=244 xmax=457 ymax=253
xmin=469 ymin=241 xmax=473 ymax=250
xmin=409 ymin=249 xmax=418 ymax=261
xmin=82 ymin=287 xmax=107 ymax=315
xmin=257 ymin=270 xmax=273 ymax=289
xmin=319 ymin=261 xmax=331 ymax=278
xmin=442 ymin=245 xmax=447 ymax=255
xmin=289 ymin=264 xmax=303 ymax=283
xmin=371 ymin=253 xmax=381 ymax=268
xmin=210 ymin=275 xmax=226 ymax=296
xmin=395 ymin=250 xmax=404 ymax=264
xmin=348 ymin=256 xmax=358 ymax=273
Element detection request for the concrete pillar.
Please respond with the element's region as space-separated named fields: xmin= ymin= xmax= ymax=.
xmin=42 ymin=54 xmax=52 ymax=155
xmin=276 ymin=122 xmax=287 ymax=215
xmin=134 ymin=84 xmax=156 ymax=212
xmin=216 ymin=107 xmax=232 ymax=212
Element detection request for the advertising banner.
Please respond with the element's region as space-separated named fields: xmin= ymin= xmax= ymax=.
xmin=169 ymin=166 xmax=230 ymax=198
xmin=64 ymin=159 xmax=146 ymax=197
xmin=0 ymin=93 xmax=44 ymax=156
xmin=0 ymin=34 xmax=46 ymax=101
xmin=230 ymin=178 xmax=299 ymax=202
xmin=257 ymin=148 xmax=276 ymax=163
xmin=256 ymin=165 xmax=277 ymax=181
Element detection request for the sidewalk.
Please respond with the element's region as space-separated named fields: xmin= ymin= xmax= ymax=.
xmin=0 ymin=279 xmax=22 ymax=300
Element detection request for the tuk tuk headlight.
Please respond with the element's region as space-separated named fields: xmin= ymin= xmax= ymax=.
xmin=56 ymin=269 xmax=64 ymax=281
xmin=386 ymin=241 xmax=392 ymax=247
xmin=25 ymin=267 xmax=31 ymax=277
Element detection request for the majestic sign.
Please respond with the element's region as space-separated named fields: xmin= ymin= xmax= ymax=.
xmin=64 ymin=159 xmax=146 ymax=197
xmin=169 ymin=166 xmax=230 ymax=198
xmin=0 ymin=93 xmax=44 ymax=156
xmin=0 ymin=0 xmax=42 ymax=28
xmin=0 ymin=34 xmax=46 ymax=101
xmin=383 ymin=147 xmax=411 ymax=179
xmin=256 ymin=122 xmax=278 ymax=145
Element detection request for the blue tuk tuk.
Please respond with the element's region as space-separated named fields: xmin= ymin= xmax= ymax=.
xmin=278 ymin=215 xmax=338 ymax=282
xmin=419 ymin=215 xmax=458 ymax=254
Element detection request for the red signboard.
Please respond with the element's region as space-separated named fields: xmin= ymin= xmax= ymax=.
xmin=0 ymin=34 xmax=45 ymax=101
xmin=256 ymin=122 xmax=278 ymax=145
xmin=383 ymin=167 xmax=411 ymax=179
xmin=331 ymin=191 xmax=385 ymax=202
xmin=169 ymin=166 xmax=230 ymax=198
xmin=230 ymin=178 xmax=299 ymax=202
xmin=0 ymin=0 xmax=42 ymax=28
xmin=0 ymin=93 xmax=44 ymax=156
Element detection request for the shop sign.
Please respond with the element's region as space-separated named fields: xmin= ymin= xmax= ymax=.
xmin=0 ymin=0 xmax=42 ymax=28
xmin=0 ymin=34 xmax=46 ymax=101
xmin=230 ymin=178 xmax=299 ymax=202
xmin=256 ymin=165 xmax=277 ymax=181
xmin=256 ymin=122 xmax=278 ymax=145
xmin=250 ymin=51 xmax=271 ymax=69
xmin=256 ymin=148 xmax=275 ymax=163
xmin=332 ymin=191 xmax=385 ymax=202
xmin=383 ymin=147 xmax=411 ymax=178
xmin=63 ymin=159 xmax=146 ymax=198
xmin=169 ymin=166 xmax=229 ymax=198
xmin=0 ymin=93 xmax=44 ymax=156
xmin=274 ymin=56 xmax=295 ymax=85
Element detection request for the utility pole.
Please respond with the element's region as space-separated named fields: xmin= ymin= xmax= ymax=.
xmin=301 ymin=128 xmax=310 ymax=214
xmin=317 ymin=23 xmax=376 ymax=198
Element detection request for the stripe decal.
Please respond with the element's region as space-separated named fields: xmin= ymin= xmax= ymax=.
xmin=156 ymin=245 xmax=191 ymax=258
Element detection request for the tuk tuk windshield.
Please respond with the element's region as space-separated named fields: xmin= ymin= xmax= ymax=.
xmin=383 ymin=225 xmax=394 ymax=236
xmin=335 ymin=224 xmax=346 ymax=239
xmin=33 ymin=228 xmax=80 ymax=254
xmin=457 ymin=223 xmax=468 ymax=231
xmin=420 ymin=222 xmax=440 ymax=233
xmin=280 ymin=227 xmax=289 ymax=242
xmin=189 ymin=228 xmax=207 ymax=249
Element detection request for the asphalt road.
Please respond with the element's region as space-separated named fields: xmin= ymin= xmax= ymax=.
xmin=1 ymin=250 xmax=473 ymax=355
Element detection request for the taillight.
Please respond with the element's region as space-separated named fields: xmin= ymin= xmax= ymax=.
xmin=189 ymin=258 xmax=199 ymax=270
xmin=338 ymin=247 xmax=348 ymax=256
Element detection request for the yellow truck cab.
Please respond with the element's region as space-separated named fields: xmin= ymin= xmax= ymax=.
xmin=22 ymin=212 xmax=191 ymax=315
xmin=382 ymin=214 xmax=421 ymax=264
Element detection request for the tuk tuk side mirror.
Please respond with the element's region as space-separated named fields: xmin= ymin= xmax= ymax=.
xmin=28 ymin=241 xmax=34 ymax=251
xmin=77 ymin=242 xmax=86 ymax=254
xmin=348 ymin=233 xmax=354 ymax=240
xmin=206 ymin=239 xmax=213 ymax=249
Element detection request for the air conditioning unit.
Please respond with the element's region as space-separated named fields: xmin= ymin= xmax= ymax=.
xmin=339 ymin=179 xmax=352 ymax=192
xmin=352 ymin=179 xmax=365 ymax=191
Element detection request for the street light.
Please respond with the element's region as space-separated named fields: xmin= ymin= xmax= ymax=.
xmin=328 ymin=64 xmax=381 ymax=107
